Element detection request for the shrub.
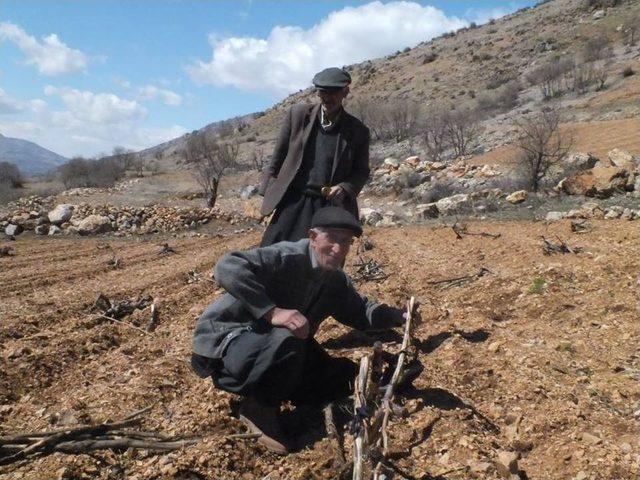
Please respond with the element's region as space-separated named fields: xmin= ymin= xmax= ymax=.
xmin=529 ymin=277 xmax=546 ymax=294
xmin=622 ymin=66 xmax=635 ymax=77
xmin=0 ymin=161 xmax=23 ymax=188
xmin=422 ymin=52 xmax=438 ymax=64
xmin=416 ymin=180 xmax=456 ymax=203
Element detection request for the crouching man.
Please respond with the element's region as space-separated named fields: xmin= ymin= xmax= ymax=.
xmin=191 ymin=207 xmax=405 ymax=454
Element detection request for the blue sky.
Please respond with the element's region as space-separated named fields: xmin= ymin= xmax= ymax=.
xmin=0 ymin=1 xmax=533 ymax=158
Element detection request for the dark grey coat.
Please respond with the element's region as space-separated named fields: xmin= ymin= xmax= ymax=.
xmin=192 ymin=239 xmax=400 ymax=359
xmin=258 ymin=104 xmax=370 ymax=216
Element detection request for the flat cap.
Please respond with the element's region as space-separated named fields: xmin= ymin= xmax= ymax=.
xmin=311 ymin=206 xmax=362 ymax=237
xmin=312 ymin=67 xmax=351 ymax=90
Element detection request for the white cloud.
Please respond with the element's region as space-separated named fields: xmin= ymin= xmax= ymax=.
xmin=137 ymin=85 xmax=183 ymax=106
xmin=0 ymin=87 xmax=24 ymax=114
xmin=187 ymin=1 xmax=467 ymax=95
xmin=0 ymin=22 xmax=88 ymax=76
xmin=44 ymin=86 xmax=146 ymax=124
xmin=0 ymin=86 xmax=186 ymax=157
xmin=465 ymin=2 xmax=527 ymax=25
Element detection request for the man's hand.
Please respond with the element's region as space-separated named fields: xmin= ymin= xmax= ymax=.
xmin=325 ymin=185 xmax=347 ymax=203
xmin=265 ymin=307 xmax=310 ymax=339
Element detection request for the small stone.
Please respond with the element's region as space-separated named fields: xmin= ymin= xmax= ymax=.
xmin=582 ymin=432 xmax=602 ymax=445
xmin=546 ymin=211 xmax=565 ymax=221
xmin=5 ymin=223 xmax=23 ymax=236
xmin=495 ymin=450 xmax=519 ymax=478
xmin=506 ymin=190 xmax=527 ymax=204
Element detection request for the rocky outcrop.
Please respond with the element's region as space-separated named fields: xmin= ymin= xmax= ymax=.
xmin=562 ymin=167 xmax=628 ymax=198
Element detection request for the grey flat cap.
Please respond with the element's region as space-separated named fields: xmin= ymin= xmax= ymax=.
xmin=312 ymin=67 xmax=351 ymax=90
xmin=311 ymin=206 xmax=362 ymax=237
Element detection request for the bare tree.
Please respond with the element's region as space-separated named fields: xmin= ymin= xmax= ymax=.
xmin=111 ymin=146 xmax=135 ymax=171
xmin=383 ymin=99 xmax=421 ymax=142
xmin=349 ymin=97 xmax=386 ymax=140
xmin=249 ymin=147 xmax=265 ymax=172
xmin=184 ymin=131 xmax=239 ymax=207
xmin=444 ymin=108 xmax=481 ymax=158
xmin=422 ymin=105 xmax=449 ymax=162
xmin=527 ymin=56 xmax=573 ymax=100
xmin=623 ymin=13 xmax=639 ymax=45
xmin=515 ymin=107 xmax=572 ymax=192
xmin=132 ymin=155 xmax=145 ymax=177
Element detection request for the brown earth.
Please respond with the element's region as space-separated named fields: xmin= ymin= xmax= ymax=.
xmin=1 ymin=218 xmax=639 ymax=479
xmin=469 ymin=117 xmax=640 ymax=168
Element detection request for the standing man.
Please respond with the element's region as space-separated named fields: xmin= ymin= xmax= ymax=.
xmin=258 ymin=67 xmax=370 ymax=246
xmin=191 ymin=207 xmax=405 ymax=454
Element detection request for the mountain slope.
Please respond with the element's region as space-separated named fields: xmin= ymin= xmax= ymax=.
xmin=0 ymin=134 xmax=68 ymax=175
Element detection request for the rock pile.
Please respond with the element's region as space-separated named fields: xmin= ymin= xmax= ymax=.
xmin=560 ymin=149 xmax=639 ymax=198
xmin=1 ymin=196 xmax=250 ymax=237
xmin=366 ymin=155 xmax=503 ymax=198
xmin=546 ymin=201 xmax=640 ymax=222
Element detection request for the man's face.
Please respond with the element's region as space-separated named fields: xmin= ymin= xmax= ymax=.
xmin=316 ymin=87 xmax=349 ymax=115
xmin=309 ymin=227 xmax=354 ymax=271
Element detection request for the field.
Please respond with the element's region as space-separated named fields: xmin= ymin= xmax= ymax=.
xmin=1 ymin=218 xmax=639 ymax=479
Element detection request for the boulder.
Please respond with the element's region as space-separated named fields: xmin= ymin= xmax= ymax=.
xmin=608 ymin=149 xmax=636 ymax=172
xmin=506 ymin=190 xmax=527 ymax=204
xmin=546 ymin=211 xmax=565 ymax=221
xmin=415 ymin=203 xmax=439 ymax=220
xmin=604 ymin=206 xmax=624 ymax=219
xmin=240 ymin=185 xmax=259 ymax=200
xmin=34 ymin=225 xmax=49 ymax=235
xmin=360 ymin=208 xmax=383 ymax=226
xmin=404 ymin=155 xmax=420 ymax=166
xmin=48 ymin=225 xmax=63 ymax=235
xmin=562 ymin=167 xmax=628 ymax=198
xmin=48 ymin=204 xmax=74 ymax=225
xmin=579 ymin=202 xmax=605 ymax=219
xmin=563 ymin=152 xmax=598 ymax=172
xmin=5 ymin=223 xmax=23 ymax=236
xmin=78 ymin=215 xmax=113 ymax=235
xmin=592 ymin=9 xmax=605 ymax=20
xmin=383 ymin=157 xmax=400 ymax=169
xmin=620 ymin=208 xmax=634 ymax=220
xmin=436 ymin=194 xmax=470 ymax=215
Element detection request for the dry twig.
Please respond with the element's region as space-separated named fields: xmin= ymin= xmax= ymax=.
xmin=451 ymin=222 xmax=501 ymax=240
xmin=353 ymin=256 xmax=388 ymax=282
xmin=427 ymin=267 xmax=491 ymax=289
xmin=541 ymin=236 xmax=582 ymax=255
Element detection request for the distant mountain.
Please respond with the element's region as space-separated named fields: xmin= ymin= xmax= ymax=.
xmin=0 ymin=134 xmax=68 ymax=175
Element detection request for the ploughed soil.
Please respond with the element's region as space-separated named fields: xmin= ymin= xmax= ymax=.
xmin=1 ymin=219 xmax=639 ymax=479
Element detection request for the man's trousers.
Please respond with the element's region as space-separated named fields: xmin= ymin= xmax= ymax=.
xmin=191 ymin=325 xmax=358 ymax=406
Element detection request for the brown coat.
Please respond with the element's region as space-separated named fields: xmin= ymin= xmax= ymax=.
xmin=258 ymin=103 xmax=370 ymax=216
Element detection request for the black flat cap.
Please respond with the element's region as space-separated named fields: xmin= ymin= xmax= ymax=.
xmin=311 ymin=206 xmax=362 ymax=237
xmin=312 ymin=67 xmax=351 ymax=90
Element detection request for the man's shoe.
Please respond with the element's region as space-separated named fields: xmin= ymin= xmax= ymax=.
xmin=239 ymin=397 xmax=288 ymax=454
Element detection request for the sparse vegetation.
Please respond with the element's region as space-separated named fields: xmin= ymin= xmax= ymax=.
xmin=184 ymin=130 xmax=239 ymax=207
xmin=621 ymin=66 xmax=635 ymax=77
xmin=58 ymin=156 xmax=126 ymax=189
xmin=0 ymin=161 xmax=24 ymax=189
xmin=529 ymin=276 xmax=547 ymax=294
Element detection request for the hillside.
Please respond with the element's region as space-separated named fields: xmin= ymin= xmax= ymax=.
xmin=139 ymin=0 xmax=640 ymax=171
xmin=0 ymin=134 xmax=68 ymax=175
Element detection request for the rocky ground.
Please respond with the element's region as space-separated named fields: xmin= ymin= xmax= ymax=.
xmin=1 ymin=216 xmax=639 ymax=479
